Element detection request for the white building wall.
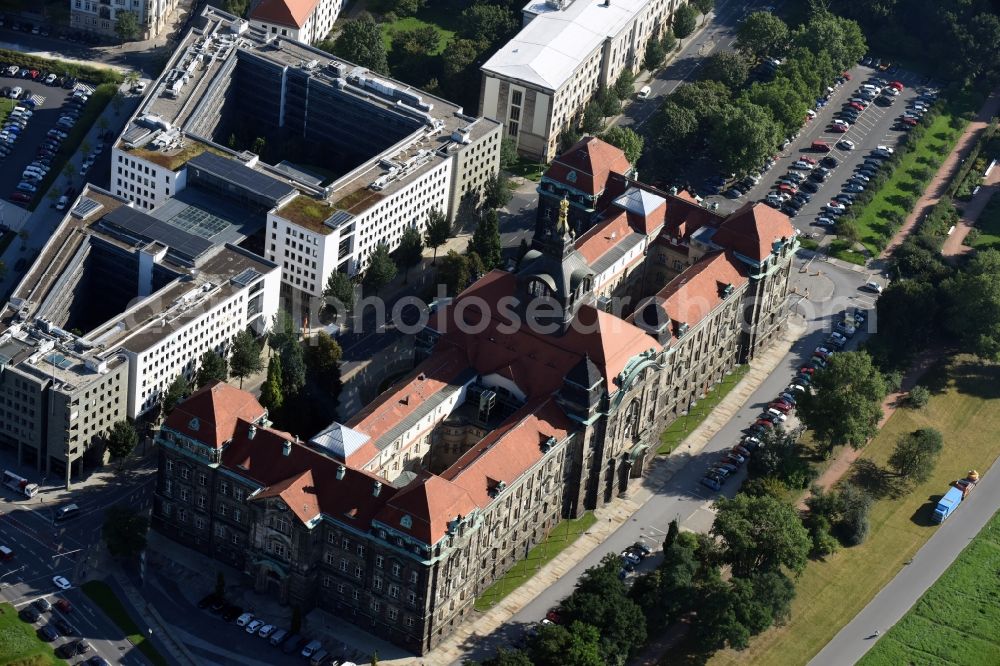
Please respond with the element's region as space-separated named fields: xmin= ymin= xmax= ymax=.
xmin=250 ymin=0 xmax=343 ymax=44
xmin=266 ymin=211 xmax=339 ymax=298
xmin=113 ymin=147 xmax=186 ymax=211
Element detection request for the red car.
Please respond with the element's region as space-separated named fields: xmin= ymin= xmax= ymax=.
xmin=755 ymin=419 xmax=775 ymax=429
xmin=841 ymin=71 xmax=852 ymax=80
xmin=830 ymin=125 xmax=848 ymax=133
xmin=9 ymin=192 xmax=31 ymax=203
xmin=849 ymin=102 xmax=865 ymax=112
xmin=777 ymin=183 xmax=798 ymax=195
xmin=546 ymin=608 xmax=563 ymax=624
xmin=799 ymin=155 xmax=817 ymax=164
xmin=902 ymin=116 xmax=918 ymax=126
xmin=889 ymin=81 xmax=904 ymax=91
xmin=54 ymin=598 xmax=73 ymax=613
xmin=769 ymin=401 xmax=791 ymax=413
xmin=799 ymin=366 xmax=815 ymax=375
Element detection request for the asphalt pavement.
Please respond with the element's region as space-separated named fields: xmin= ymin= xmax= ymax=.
xmin=452 ymin=254 xmax=879 ymax=664
xmin=809 ymin=459 xmax=1000 ymax=666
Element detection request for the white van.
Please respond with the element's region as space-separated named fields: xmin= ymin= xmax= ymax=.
xmin=637 ymin=85 xmax=652 ymax=100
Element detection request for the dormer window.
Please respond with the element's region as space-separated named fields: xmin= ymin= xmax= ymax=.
xmin=188 ymin=417 xmax=200 ymax=431
xmin=527 ymin=278 xmax=549 ymax=298
xmin=400 ymin=515 xmax=412 ymax=529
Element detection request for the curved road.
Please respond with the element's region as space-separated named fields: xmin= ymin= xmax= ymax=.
xmin=809 ymin=460 xmax=1000 ymax=666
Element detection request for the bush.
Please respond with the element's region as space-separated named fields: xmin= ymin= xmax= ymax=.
xmin=836 ymin=484 xmax=872 ymax=546
xmin=907 ymin=385 xmax=930 ymax=408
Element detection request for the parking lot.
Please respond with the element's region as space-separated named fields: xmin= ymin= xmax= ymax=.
xmin=0 ymin=72 xmax=77 ymax=209
xmin=707 ymin=62 xmax=930 ymax=239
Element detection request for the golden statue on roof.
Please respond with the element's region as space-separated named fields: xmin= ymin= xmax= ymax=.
xmin=557 ymin=194 xmax=571 ymax=236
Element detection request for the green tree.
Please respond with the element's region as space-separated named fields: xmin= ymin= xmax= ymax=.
xmin=943 ymin=249 xmax=1000 ymax=360
xmin=837 ymin=484 xmax=872 ymax=546
xmin=745 ymin=79 xmax=810 ymax=138
xmin=438 ymin=250 xmax=470 ymax=296
xmin=798 ymin=351 xmax=888 ymax=450
xmin=483 ymin=174 xmax=513 ymax=210
xmin=711 ymin=99 xmax=783 ymax=176
xmin=644 ymin=37 xmax=667 ymax=70
xmin=224 ymin=0 xmax=249 ymax=17
xmin=711 ymin=494 xmax=810 ymax=578
xmin=692 ymin=0 xmax=715 ymax=22
xmin=602 ymin=126 xmax=644 ymax=164
xmin=701 ymin=50 xmax=751 ymax=88
xmin=279 ymin=338 xmax=306 ymax=398
xmin=103 ymin=505 xmax=148 ymax=558
xmin=907 ymin=385 xmax=931 ymax=408
xmin=324 ymin=270 xmax=356 ymax=310
xmin=470 ymin=209 xmax=503 ymax=270
xmin=106 ymin=419 xmax=138 ymax=469
xmin=672 ymin=4 xmax=699 ymax=41
xmin=329 ymin=16 xmax=389 ymax=74
xmin=196 ymin=350 xmax=228 ymax=388
xmin=395 ymin=226 xmax=425 ymax=283
xmin=499 ymin=136 xmax=519 ymax=170
xmin=228 ymin=330 xmax=262 ymax=389
xmin=664 ymin=518 xmax=679 ymax=550
xmin=888 ymin=428 xmax=943 ymax=484
xmin=460 ymin=4 xmax=517 ymax=48
xmin=424 ymin=208 xmax=451 ymax=264
xmin=581 ymin=100 xmax=605 ymax=134
xmin=661 ymin=30 xmax=678 ymax=54
xmin=306 ymin=331 xmax=343 ymax=397
xmin=363 ymin=241 xmax=398 ymax=293
xmin=393 ymin=0 xmax=425 ymax=17
xmin=528 ymin=621 xmax=604 ymax=666
xmin=114 ymin=10 xmax=140 ymax=44
xmin=596 ymin=85 xmax=621 ymax=117
xmin=162 ymin=374 xmax=191 ymax=414
xmin=736 ymin=11 xmax=790 ymax=59
xmin=251 ymin=136 xmax=266 ymax=156
xmin=613 ymin=69 xmax=636 ymax=101
xmin=259 ymin=355 xmax=285 ymax=412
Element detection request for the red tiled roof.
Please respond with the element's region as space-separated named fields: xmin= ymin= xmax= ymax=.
xmin=545 ymin=137 xmax=631 ymax=196
xmin=249 ymin=0 xmax=318 ymax=28
xmin=653 ymin=252 xmax=748 ymax=335
xmin=713 ymin=202 xmax=795 ymax=261
xmin=574 ymin=210 xmax=633 ymax=264
xmin=561 ymin=305 xmax=661 ymax=389
xmin=376 ymin=473 xmax=478 ymax=545
xmin=222 ymin=420 xmax=396 ymax=529
xmin=441 ymin=398 xmax=572 ymax=507
xmin=163 ymin=381 xmax=267 ymax=449
xmin=343 ymin=347 xmax=470 ymax=466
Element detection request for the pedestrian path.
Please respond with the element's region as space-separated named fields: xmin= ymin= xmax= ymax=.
xmin=941 ymin=162 xmax=1000 ymax=257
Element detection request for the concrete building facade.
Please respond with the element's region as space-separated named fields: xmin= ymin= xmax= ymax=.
xmin=248 ymin=0 xmax=344 ymax=44
xmin=70 ymin=0 xmax=179 ymax=41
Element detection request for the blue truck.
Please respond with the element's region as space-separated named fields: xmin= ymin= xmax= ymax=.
xmin=931 ymin=471 xmax=980 ymax=523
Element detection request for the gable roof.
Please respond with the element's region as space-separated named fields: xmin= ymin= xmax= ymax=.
xmin=376 ymin=473 xmax=478 ymax=545
xmin=545 ymin=137 xmax=631 ymax=196
xmin=253 ymin=469 xmax=320 ymax=524
xmin=712 ymin=202 xmax=795 ymax=262
xmin=163 ymin=380 xmax=266 ymax=449
xmin=249 ymin=0 xmax=319 ymax=29
xmin=574 ymin=209 xmax=633 ymax=264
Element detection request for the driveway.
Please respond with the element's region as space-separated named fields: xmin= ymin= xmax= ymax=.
xmin=708 ymin=64 xmax=928 ymax=242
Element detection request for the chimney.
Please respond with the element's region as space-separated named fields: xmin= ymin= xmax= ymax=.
xmin=248 ymin=425 xmax=257 ymax=440
xmin=336 ymin=464 xmax=346 ymax=480
xmin=604 ymin=0 xmax=610 ymax=6
xmin=373 ymin=481 xmax=382 ymax=497
xmin=282 ymin=441 xmax=291 ymax=456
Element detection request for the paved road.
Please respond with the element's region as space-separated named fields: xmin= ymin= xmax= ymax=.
xmin=454 ymin=255 xmax=878 ymax=664
xmin=810 ymin=460 xmax=1000 ymax=666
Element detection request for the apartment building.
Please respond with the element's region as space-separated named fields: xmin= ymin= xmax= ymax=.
xmin=0 ymin=183 xmax=281 ymax=487
xmin=152 ymin=137 xmax=798 ymax=654
xmin=248 ymin=0 xmax=344 ymax=44
xmin=112 ymin=6 xmax=502 ymax=299
xmin=480 ymin=0 xmax=682 ymax=161
xmin=70 ymin=0 xmax=179 ymax=40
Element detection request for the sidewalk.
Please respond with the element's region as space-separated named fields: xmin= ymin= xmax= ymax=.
xmin=413 ymin=314 xmax=808 ymax=666
xmin=880 ymin=89 xmax=1000 ymax=259
xmin=941 ymin=164 xmax=1000 ymax=257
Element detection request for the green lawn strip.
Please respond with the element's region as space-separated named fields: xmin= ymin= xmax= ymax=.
xmin=27 ymin=83 xmax=116 ymax=212
xmin=657 ymin=365 xmax=750 ymax=455
xmin=707 ymin=356 xmax=1000 ymax=666
xmin=474 ymin=512 xmax=598 ymax=611
xmin=858 ymin=509 xmax=1000 ymax=666
xmin=506 ymin=157 xmax=547 ymax=182
xmin=0 ymin=602 xmax=66 ymax=666
xmin=967 ymin=192 xmax=1000 ymax=249
xmin=380 ymin=13 xmax=458 ymax=55
xmin=850 ymin=112 xmax=961 ymax=254
xmin=81 ymin=581 xmax=170 ymax=666
xmin=826 ymin=239 xmax=868 ymax=265
xmin=798 ymin=237 xmax=820 ymax=251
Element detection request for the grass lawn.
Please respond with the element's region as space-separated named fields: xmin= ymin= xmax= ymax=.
xmin=847 ymin=93 xmax=982 ymax=254
xmin=507 ymin=157 xmax=547 ymax=182
xmin=827 ymin=238 xmax=868 ymax=265
xmin=657 ymin=365 xmax=750 ymax=455
xmin=81 ymin=581 xmax=170 ymax=666
xmin=474 ymin=512 xmax=598 ymax=611
xmin=707 ymin=355 xmax=1000 ymax=666
xmin=0 ymin=602 xmax=66 ymax=666
xmin=379 ymin=5 xmax=462 ymax=56
xmin=858 ymin=508 xmax=1000 ymax=666
xmin=967 ymin=192 xmax=1000 ymax=250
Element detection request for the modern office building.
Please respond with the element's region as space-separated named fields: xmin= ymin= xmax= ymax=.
xmin=480 ymin=0 xmax=683 ymax=161
xmin=113 ymin=6 xmax=502 ymax=298
xmin=153 ymin=138 xmax=798 ymax=655
xmin=70 ymin=0 xmax=180 ymax=41
xmin=0 ymin=179 xmax=281 ymax=487
xmin=248 ymin=0 xmax=344 ymax=44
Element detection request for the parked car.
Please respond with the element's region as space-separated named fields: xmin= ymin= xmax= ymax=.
xmin=245 ymin=619 xmax=264 ymax=634
xmin=865 ymin=281 xmax=884 ymax=294
xmin=236 ymin=612 xmax=254 ymax=627
xmin=700 ymin=475 xmax=722 ymax=491
xmin=38 ymin=624 xmax=58 ymax=641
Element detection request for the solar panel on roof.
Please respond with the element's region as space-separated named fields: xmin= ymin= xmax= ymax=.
xmin=71 ymin=197 xmax=103 ymax=219
xmin=231 ymin=267 xmax=262 ymax=287
xmin=45 ymin=353 xmax=73 ymax=369
xmin=102 ymin=206 xmax=214 ymax=263
xmin=327 ymin=210 xmax=354 ymax=228
xmin=187 ymin=152 xmax=296 ymax=205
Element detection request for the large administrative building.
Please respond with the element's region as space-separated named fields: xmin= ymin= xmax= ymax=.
xmin=113 ymin=5 xmax=502 ymax=299
xmin=153 ymin=138 xmax=799 ymax=654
